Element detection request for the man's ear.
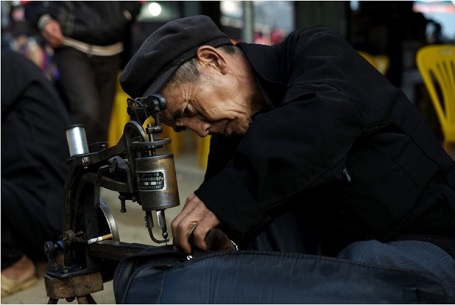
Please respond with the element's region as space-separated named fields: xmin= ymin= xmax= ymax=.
xmin=196 ymin=46 xmax=228 ymax=74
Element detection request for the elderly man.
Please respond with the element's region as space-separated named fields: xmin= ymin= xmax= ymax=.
xmin=120 ymin=15 xmax=455 ymax=299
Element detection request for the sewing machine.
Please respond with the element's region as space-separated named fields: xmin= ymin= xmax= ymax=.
xmin=44 ymin=94 xmax=180 ymax=303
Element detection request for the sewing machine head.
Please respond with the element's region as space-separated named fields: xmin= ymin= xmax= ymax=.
xmin=42 ymin=95 xmax=181 ymax=304
xmin=65 ymin=94 xmax=179 ymax=245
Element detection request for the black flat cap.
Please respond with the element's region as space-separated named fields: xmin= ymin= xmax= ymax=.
xmin=120 ymin=15 xmax=233 ymax=98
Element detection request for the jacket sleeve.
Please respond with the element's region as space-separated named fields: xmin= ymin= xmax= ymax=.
xmin=24 ymin=1 xmax=53 ymax=31
xmin=121 ymin=2 xmax=143 ymax=20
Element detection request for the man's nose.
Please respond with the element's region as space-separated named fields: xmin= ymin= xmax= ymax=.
xmin=192 ymin=121 xmax=211 ymax=137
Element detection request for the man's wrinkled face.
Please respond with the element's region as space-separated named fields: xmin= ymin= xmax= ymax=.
xmin=160 ymin=70 xmax=256 ymax=137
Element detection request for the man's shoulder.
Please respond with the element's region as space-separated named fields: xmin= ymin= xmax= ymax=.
xmin=290 ymin=24 xmax=342 ymax=42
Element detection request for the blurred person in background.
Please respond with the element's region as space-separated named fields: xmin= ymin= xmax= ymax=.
xmin=24 ymin=1 xmax=142 ymax=145
xmin=3 ymin=3 xmax=53 ymax=78
xmin=1 ymin=49 xmax=72 ymax=297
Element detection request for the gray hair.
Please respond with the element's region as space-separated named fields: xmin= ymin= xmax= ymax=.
xmin=163 ymin=44 xmax=240 ymax=90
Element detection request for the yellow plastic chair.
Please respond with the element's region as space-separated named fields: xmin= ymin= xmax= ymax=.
xmin=358 ymin=50 xmax=379 ymax=70
xmin=198 ymin=136 xmax=211 ymax=169
xmin=108 ymin=73 xmax=130 ymax=147
xmin=416 ymin=45 xmax=455 ymax=153
xmin=357 ymin=50 xmax=390 ymax=75
xmin=373 ymin=54 xmax=390 ymax=75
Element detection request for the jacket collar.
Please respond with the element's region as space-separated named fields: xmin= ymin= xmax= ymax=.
xmin=236 ymin=42 xmax=285 ymax=109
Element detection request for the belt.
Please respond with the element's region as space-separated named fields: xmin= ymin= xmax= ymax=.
xmin=63 ymin=37 xmax=123 ymax=57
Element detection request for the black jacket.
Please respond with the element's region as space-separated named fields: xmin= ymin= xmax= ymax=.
xmin=24 ymin=1 xmax=142 ymax=46
xmin=2 ymin=50 xmax=72 ymax=235
xmin=195 ymin=25 xmax=455 ymax=256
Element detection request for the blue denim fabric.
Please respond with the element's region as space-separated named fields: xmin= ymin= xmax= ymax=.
xmin=337 ymin=239 xmax=455 ymax=299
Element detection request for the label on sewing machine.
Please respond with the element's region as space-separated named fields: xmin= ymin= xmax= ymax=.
xmin=137 ymin=171 xmax=165 ymax=190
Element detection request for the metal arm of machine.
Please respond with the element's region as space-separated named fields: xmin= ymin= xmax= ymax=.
xmin=45 ymin=95 xmax=180 ymax=284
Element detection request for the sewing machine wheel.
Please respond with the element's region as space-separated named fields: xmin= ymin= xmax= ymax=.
xmin=72 ymin=195 xmax=119 ymax=244
xmin=99 ymin=198 xmax=120 ymax=242
xmin=58 ymin=186 xmax=123 ymax=282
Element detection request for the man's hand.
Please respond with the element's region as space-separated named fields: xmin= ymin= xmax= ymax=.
xmin=41 ymin=20 xmax=64 ymax=48
xmin=171 ymin=193 xmax=220 ymax=254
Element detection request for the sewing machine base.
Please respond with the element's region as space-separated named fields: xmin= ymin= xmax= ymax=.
xmin=45 ymin=272 xmax=102 ymax=304
xmin=44 ymin=241 xmax=154 ymax=303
